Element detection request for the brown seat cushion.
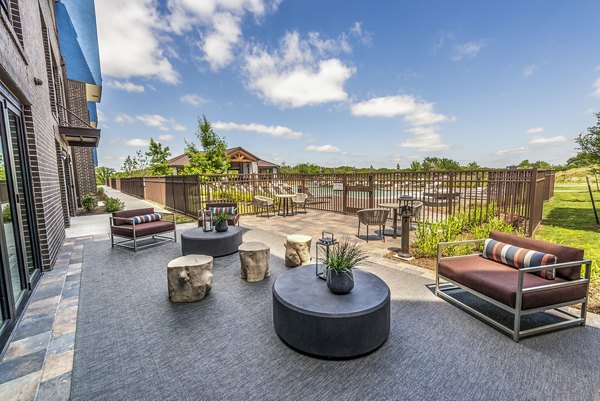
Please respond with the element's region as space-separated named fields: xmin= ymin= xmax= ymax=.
xmin=112 ymin=208 xmax=155 ymax=226
xmin=438 ymin=255 xmax=588 ymax=310
xmin=111 ymin=221 xmax=175 ymax=238
xmin=489 ymin=231 xmax=583 ymax=280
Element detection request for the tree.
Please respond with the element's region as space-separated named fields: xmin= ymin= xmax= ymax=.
xmin=409 ymin=157 xmax=461 ymax=171
xmin=95 ymin=166 xmax=115 ymax=185
xmin=145 ymin=138 xmax=172 ymax=176
xmin=516 ymin=159 xmax=553 ymax=169
xmin=574 ymin=112 xmax=600 ymax=165
xmin=122 ymin=155 xmax=138 ymax=177
xmin=181 ymin=115 xmax=230 ymax=175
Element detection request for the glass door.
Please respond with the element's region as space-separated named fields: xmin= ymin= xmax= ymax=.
xmin=0 ymin=85 xmax=41 ymax=348
xmin=0 ymin=108 xmax=28 ymax=307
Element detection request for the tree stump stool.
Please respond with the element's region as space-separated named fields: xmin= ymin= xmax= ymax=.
xmin=239 ymin=242 xmax=270 ymax=282
xmin=167 ymin=255 xmax=213 ymax=303
xmin=284 ymin=235 xmax=312 ymax=267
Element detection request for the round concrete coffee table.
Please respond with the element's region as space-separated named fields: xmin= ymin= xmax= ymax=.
xmin=273 ymin=265 xmax=390 ymax=359
xmin=181 ymin=227 xmax=243 ymax=257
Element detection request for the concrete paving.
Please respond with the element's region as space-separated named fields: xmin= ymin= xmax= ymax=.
xmin=65 ymin=186 xmax=166 ymax=238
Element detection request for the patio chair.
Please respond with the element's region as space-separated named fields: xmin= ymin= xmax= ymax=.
xmin=292 ymin=193 xmax=309 ymax=213
xmin=357 ymin=208 xmax=389 ymax=243
xmin=436 ymin=231 xmax=592 ymax=342
xmin=200 ymin=202 xmax=240 ymax=226
xmin=411 ymin=201 xmax=423 ymax=228
xmin=254 ymin=195 xmax=275 ymax=218
xmin=110 ymin=208 xmax=176 ymax=252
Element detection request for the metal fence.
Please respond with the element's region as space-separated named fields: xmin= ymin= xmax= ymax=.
xmin=109 ymin=169 xmax=555 ymax=235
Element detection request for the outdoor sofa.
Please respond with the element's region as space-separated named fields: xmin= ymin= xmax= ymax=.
xmin=436 ymin=231 xmax=591 ymax=342
xmin=198 ymin=202 xmax=240 ymax=227
xmin=110 ymin=207 xmax=177 ymax=251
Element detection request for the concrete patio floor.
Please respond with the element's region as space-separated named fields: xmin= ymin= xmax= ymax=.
xmin=1 ymin=188 xmax=598 ymax=400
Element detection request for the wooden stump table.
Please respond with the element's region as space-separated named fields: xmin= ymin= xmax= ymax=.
xmin=167 ymin=255 xmax=213 ymax=303
xmin=284 ymin=235 xmax=312 ymax=267
xmin=239 ymin=242 xmax=270 ymax=282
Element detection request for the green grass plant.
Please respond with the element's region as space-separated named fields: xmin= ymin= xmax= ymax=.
xmin=535 ymin=189 xmax=600 ymax=312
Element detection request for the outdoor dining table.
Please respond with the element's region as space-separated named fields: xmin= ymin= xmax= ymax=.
xmin=378 ymin=198 xmax=423 ymax=239
xmin=275 ymin=194 xmax=296 ymax=217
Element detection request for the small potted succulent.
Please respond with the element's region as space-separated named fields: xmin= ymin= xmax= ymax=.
xmin=323 ymin=238 xmax=367 ymax=294
xmin=214 ymin=212 xmax=229 ymax=232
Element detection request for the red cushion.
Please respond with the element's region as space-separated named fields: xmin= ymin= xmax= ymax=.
xmin=438 ymin=255 xmax=588 ymax=310
xmin=111 ymin=221 xmax=174 ymax=238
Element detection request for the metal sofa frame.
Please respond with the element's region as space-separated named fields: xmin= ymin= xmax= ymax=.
xmin=110 ymin=212 xmax=177 ymax=252
xmin=435 ymin=239 xmax=591 ymax=342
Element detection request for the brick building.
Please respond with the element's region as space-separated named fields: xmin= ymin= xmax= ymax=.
xmin=0 ymin=0 xmax=101 ymax=350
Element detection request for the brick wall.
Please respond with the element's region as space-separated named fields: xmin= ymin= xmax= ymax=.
xmin=66 ymin=79 xmax=97 ymax=204
xmin=0 ymin=0 xmax=69 ymax=270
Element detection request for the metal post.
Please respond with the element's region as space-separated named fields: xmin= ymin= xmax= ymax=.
xmin=396 ymin=197 xmax=414 ymax=260
xmin=586 ymin=176 xmax=599 ymax=225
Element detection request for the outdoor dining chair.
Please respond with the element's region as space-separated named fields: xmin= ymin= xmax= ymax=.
xmin=292 ymin=193 xmax=309 ymax=213
xmin=357 ymin=208 xmax=389 ymax=242
xmin=254 ymin=195 xmax=275 ymax=218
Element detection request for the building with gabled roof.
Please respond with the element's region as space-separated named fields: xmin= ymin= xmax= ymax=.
xmin=168 ymin=147 xmax=279 ymax=175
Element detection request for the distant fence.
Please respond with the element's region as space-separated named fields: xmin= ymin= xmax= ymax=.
xmin=109 ymin=169 xmax=555 ymax=235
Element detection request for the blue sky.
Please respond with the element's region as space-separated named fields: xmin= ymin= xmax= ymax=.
xmin=95 ymin=0 xmax=600 ymax=170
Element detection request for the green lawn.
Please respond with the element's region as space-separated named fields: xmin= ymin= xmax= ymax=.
xmin=535 ymin=187 xmax=600 ymax=312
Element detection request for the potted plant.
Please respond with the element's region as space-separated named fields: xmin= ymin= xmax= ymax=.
xmin=214 ymin=212 xmax=229 ymax=232
xmin=323 ymin=238 xmax=367 ymax=294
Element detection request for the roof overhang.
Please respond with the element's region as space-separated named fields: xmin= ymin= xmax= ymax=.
xmin=59 ymin=126 xmax=101 ymax=147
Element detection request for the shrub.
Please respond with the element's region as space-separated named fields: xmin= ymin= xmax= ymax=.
xmin=2 ymin=204 xmax=11 ymax=222
xmin=104 ymin=197 xmax=125 ymax=212
xmin=97 ymin=186 xmax=107 ymax=201
xmin=81 ymin=193 xmax=97 ymax=212
xmin=412 ymin=205 xmax=521 ymax=259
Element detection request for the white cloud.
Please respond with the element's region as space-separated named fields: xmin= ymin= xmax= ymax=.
xmin=351 ymin=95 xmax=454 ymax=152
xmin=116 ymin=113 xmax=185 ymax=132
xmin=451 ymin=40 xmax=487 ymax=61
xmin=522 ymin=65 xmax=536 ymax=77
xmin=172 ymin=123 xmax=186 ymax=132
xmin=124 ymin=138 xmax=150 ymax=147
xmin=106 ymin=80 xmax=145 ymax=93
xmin=525 ymin=127 xmax=544 ymax=134
xmin=202 ymin=12 xmax=242 ymax=70
xmin=213 ymin=121 xmax=302 ymax=139
xmin=350 ymin=95 xmax=452 ymax=125
xmin=305 ymin=144 xmax=341 ymax=153
xmin=398 ymin=126 xmax=451 ymax=152
xmin=115 ymin=113 xmax=135 ymax=123
xmin=433 ymin=32 xmax=455 ymax=50
xmin=97 ymin=109 xmax=107 ymax=122
xmin=96 ymin=0 xmax=178 ymax=83
xmin=159 ymin=134 xmax=175 ymax=141
xmin=167 ymin=0 xmax=279 ymax=70
xmin=135 ymin=114 xmax=170 ymax=130
xmin=593 ymin=77 xmax=600 ymax=99
xmin=348 ymin=22 xmax=372 ymax=46
xmin=180 ymin=94 xmax=207 ymax=107
xmin=243 ymin=31 xmax=355 ymax=108
xmin=495 ymin=147 xmax=529 ymax=156
xmin=528 ymin=135 xmax=568 ymax=145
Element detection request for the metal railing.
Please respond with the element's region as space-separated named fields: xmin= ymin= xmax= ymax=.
xmin=109 ymin=169 xmax=555 ymax=235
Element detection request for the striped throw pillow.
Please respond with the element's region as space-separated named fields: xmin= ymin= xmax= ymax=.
xmin=127 ymin=213 xmax=162 ymax=225
xmin=210 ymin=206 xmax=237 ymax=216
xmin=482 ymin=238 xmax=557 ymax=280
